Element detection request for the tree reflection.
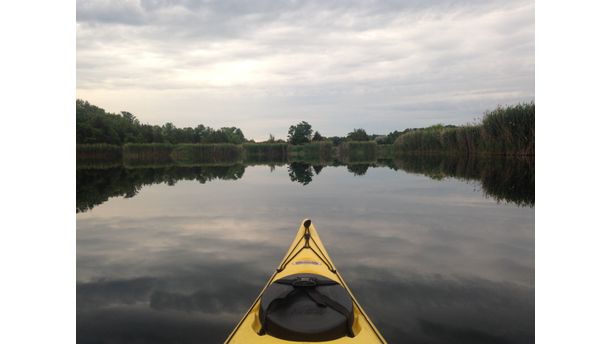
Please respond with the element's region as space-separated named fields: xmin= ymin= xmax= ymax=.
xmin=287 ymin=162 xmax=314 ymax=185
xmin=346 ymin=164 xmax=371 ymax=176
xmin=77 ymin=165 xmax=245 ymax=213
xmin=77 ymin=155 xmax=534 ymax=212
xmin=394 ymin=155 xmax=534 ymax=207
xmin=312 ymin=165 xmax=324 ymax=175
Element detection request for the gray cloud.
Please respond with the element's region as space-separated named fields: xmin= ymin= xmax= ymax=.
xmin=77 ymin=0 xmax=534 ymax=139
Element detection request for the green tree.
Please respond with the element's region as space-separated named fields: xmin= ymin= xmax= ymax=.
xmin=287 ymin=121 xmax=313 ymax=145
xmin=347 ymin=128 xmax=369 ymax=141
xmin=121 ymin=111 xmax=138 ymax=125
xmin=220 ymin=127 xmax=246 ymax=144
xmin=76 ymin=99 xmax=250 ymax=145
xmin=161 ymin=122 xmax=177 ymax=143
xmin=328 ymin=136 xmax=343 ymax=146
xmin=312 ymin=131 xmax=323 ymax=141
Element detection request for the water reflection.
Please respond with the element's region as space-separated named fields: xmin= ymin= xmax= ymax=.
xmin=77 ymin=157 xmax=534 ymax=343
xmin=346 ymin=163 xmax=373 ymax=176
xmin=394 ymin=155 xmax=534 ymax=207
xmin=77 ymin=164 xmax=245 ymax=213
xmin=288 ymin=162 xmax=315 ymax=185
xmin=77 ymin=155 xmax=534 ymax=213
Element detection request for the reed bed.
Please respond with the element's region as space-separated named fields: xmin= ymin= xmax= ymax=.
xmin=395 ymin=102 xmax=534 ymax=156
xmin=375 ymin=144 xmax=394 ymax=159
xmin=76 ymin=161 xmax=123 ymax=169
xmin=243 ymin=143 xmax=288 ymax=163
xmin=480 ymin=102 xmax=535 ymax=155
xmin=79 ymin=140 xmax=397 ymax=166
xmin=123 ymin=143 xmax=174 ymax=165
xmin=288 ymin=142 xmax=333 ymax=163
xmin=171 ymin=143 xmax=242 ymax=164
xmin=338 ymin=141 xmax=377 ymax=163
xmin=77 ymin=144 xmax=122 ymax=165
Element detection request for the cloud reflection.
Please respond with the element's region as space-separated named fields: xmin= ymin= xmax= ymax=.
xmin=77 ymin=164 xmax=533 ymax=343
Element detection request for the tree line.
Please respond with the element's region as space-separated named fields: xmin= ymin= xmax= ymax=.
xmin=77 ymin=99 xmax=246 ymax=145
xmin=77 ymin=99 xmax=533 ymax=153
xmin=76 ymin=99 xmax=411 ymax=146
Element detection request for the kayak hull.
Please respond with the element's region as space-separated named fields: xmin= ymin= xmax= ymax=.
xmin=224 ymin=219 xmax=387 ymax=344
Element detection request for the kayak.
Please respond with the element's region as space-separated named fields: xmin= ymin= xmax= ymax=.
xmin=224 ymin=219 xmax=387 ymax=343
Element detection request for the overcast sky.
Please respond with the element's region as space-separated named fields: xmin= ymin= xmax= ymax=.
xmin=76 ymin=0 xmax=534 ymax=140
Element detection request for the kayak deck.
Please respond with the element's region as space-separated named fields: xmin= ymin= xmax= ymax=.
xmin=224 ymin=219 xmax=386 ymax=344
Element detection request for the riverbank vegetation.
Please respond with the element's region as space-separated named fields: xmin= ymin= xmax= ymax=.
xmin=242 ymin=143 xmax=288 ymax=163
xmin=123 ymin=143 xmax=174 ymax=165
xmin=77 ymin=100 xmax=534 ymax=165
xmin=77 ymin=99 xmax=246 ymax=145
xmin=338 ymin=141 xmax=377 ymax=162
xmin=394 ymin=102 xmax=534 ymax=156
xmin=288 ymin=142 xmax=333 ymax=163
xmin=76 ymin=100 xmax=410 ymax=150
xmin=77 ymin=141 xmax=392 ymax=166
xmin=171 ymin=143 xmax=243 ymax=164
xmin=76 ymin=143 xmax=122 ymax=165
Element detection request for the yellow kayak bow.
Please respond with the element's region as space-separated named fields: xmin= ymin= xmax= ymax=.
xmin=224 ymin=219 xmax=387 ymax=343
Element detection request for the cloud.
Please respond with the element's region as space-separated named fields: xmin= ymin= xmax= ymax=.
xmin=76 ymin=0 xmax=534 ymax=138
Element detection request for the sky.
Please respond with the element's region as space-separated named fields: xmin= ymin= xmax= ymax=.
xmin=76 ymin=0 xmax=534 ymax=141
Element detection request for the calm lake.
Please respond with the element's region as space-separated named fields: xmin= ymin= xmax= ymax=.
xmin=76 ymin=157 xmax=534 ymax=344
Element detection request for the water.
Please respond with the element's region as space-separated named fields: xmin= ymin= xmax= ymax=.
xmin=76 ymin=158 xmax=534 ymax=343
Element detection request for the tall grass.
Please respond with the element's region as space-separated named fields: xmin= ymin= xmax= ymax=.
xmin=79 ymin=140 xmax=396 ymax=166
xmin=77 ymin=144 xmax=122 ymax=165
xmin=395 ymin=102 xmax=534 ymax=156
xmin=338 ymin=141 xmax=377 ymax=163
xmin=376 ymin=144 xmax=394 ymax=159
xmin=243 ymin=143 xmax=288 ymax=163
xmin=171 ymin=143 xmax=242 ymax=164
xmin=480 ymin=103 xmax=535 ymax=155
xmin=123 ymin=143 xmax=174 ymax=165
xmin=288 ymin=142 xmax=333 ymax=163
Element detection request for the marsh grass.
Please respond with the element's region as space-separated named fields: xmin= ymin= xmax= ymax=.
xmin=81 ymin=139 xmax=411 ymax=167
xmin=395 ymin=102 xmax=534 ymax=156
xmin=288 ymin=142 xmax=333 ymax=163
xmin=376 ymin=144 xmax=394 ymax=159
xmin=123 ymin=143 xmax=174 ymax=165
xmin=480 ymin=103 xmax=535 ymax=155
xmin=338 ymin=141 xmax=377 ymax=163
xmin=77 ymin=144 xmax=122 ymax=165
xmin=171 ymin=143 xmax=242 ymax=164
xmin=243 ymin=143 xmax=288 ymax=163
xmin=76 ymin=161 xmax=123 ymax=169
